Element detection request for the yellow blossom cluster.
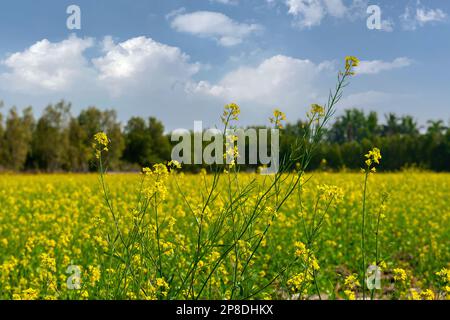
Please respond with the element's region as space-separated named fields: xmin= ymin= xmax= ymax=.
xmin=0 ymin=165 xmax=448 ymax=300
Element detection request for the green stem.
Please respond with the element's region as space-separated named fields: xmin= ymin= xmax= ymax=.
xmin=361 ymin=171 xmax=369 ymax=300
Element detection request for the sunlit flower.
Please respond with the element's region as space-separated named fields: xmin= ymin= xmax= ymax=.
xmin=221 ymin=103 xmax=241 ymax=124
xmin=269 ymin=109 xmax=286 ymax=129
xmin=364 ymin=147 xmax=382 ymax=172
xmin=393 ymin=268 xmax=407 ymax=282
xmin=93 ymin=132 xmax=109 ymax=159
xmin=344 ymin=274 xmax=361 ymax=290
xmin=345 ymin=56 xmax=359 ymax=75
xmin=421 ymin=289 xmax=434 ymax=300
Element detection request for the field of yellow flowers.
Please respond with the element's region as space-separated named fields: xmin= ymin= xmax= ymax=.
xmin=0 ymin=171 xmax=448 ymax=300
xmin=1 ymin=58 xmax=448 ymax=301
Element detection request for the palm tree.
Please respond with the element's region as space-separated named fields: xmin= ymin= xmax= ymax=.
xmin=427 ymin=120 xmax=447 ymax=136
xmin=400 ymin=116 xmax=419 ymax=136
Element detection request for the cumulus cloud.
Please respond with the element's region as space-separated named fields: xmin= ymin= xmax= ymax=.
xmin=93 ymin=36 xmax=201 ymax=97
xmin=0 ymin=35 xmax=207 ymax=129
xmin=169 ymin=11 xmax=262 ymax=46
xmin=401 ymin=3 xmax=447 ymax=30
xmin=189 ymin=55 xmax=334 ymax=113
xmin=0 ymin=35 xmax=415 ymax=129
xmin=286 ymin=0 xmax=327 ymax=28
xmin=356 ymin=57 xmax=412 ymax=75
xmin=0 ymin=35 xmax=94 ymax=93
xmin=284 ymin=0 xmax=400 ymax=30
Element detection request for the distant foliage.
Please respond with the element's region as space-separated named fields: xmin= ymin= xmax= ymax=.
xmin=0 ymin=101 xmax=448 ymax=172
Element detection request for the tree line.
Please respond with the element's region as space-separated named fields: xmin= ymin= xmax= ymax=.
xmin=0 ymin=101 xmax=448 ymax=172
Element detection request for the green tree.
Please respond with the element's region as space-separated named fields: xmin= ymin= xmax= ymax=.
xmin=400 ymin=115 xmax=419 ymax=136
xmin=78 ymin=107 xmax=125 ymax=170
xmin=328 ymin=109 xmax=379 ymax=143
xmin=123 ymin=116 xmax=171 ymax=167
xmin=427 ymin=120 xmax=447 ymax=136
xmin=382 ymin=113 xmax=400 ymax=136
xmin=147 ymin=117 xmax=171 ymax=164
xmin=30 ymin=101 xmax=71 ymax=171
xmin=3 ymin=107 xmax=34 ymax=171
xmin=0 ymin=101 xmax=4 ymax=168
xmin=123 ymin=117 xmax=152 ymax=166
xmin=67 ymin=117 xmax=90 ymax=172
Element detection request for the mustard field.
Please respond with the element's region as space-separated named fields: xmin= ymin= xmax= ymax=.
xmin=0 ymin=172 xmax=449 ymax=300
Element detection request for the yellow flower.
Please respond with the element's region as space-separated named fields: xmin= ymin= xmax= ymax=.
xmin=421 ymin=289 xmax=434 ymax=300
xmin=155 ymin=278 xmax=170 ymax=297
xmin=287 ymin=272 xmax=312 ymax=294
xmin=81 ymin=290 xmax=89 ymax=299
xmin=294 ymin=241 xmax=307 ymax=258
xmin=168 ymin=160 xmax=182 ymax=169
xmin=378 ymin=261 xmax=387 ymax=271
xmin=293 ymin=241 xmax=320 ymax=271
xmin=444 ymin=285 xmax=450 ymax=295
xmin=345 ymin=56 xmax=360 ymax=75
xmin=364 ymin=147 xmax=382 ymax=172
xmin=344 ymin=289 xmax=356 ymax=300
xmin=221 ymin=103 xmax=241 ymax=124
xmin=126 ymin=292 xmax=137 ymax=300
xmin=23 ymin=289 xmax=39 ymax=300
xmin=88 ymin=265 xmax=101 ymax=286
xmin=309 ymin=104 xmax=325 ymax=119
xmin=94 ymin=132 xmax=109 ymax=147
xmin=156 ymin=278 xmax=169 ymax=289
xmin=344 ymin=274 xmax=361 ymax=290
xmin=93 ymin=132 xmax=109 ymax=158
xmin=317 ymin=184 xmax=344 ymax=202
xmin=436 ymin=268 xmax=450 ymax=283
xmin=40 ymin=253 xmax=56 ymax=273
xmin=143 ymin=163 xmax=170 ymax=200
xmin=393 ymin=268 xmax=407 ymax=282
xmin=269 ymin=109 xmax=287 ymax=129
xmin=408 ymin=289 xmax=421 ymax=300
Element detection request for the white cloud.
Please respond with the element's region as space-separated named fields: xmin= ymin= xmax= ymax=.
xmin=93 ymin=36 xmax=200 ymax=97
xmin=0 ymin=35 xmax=417 ymax=129
xmin=356 ymin=57 xmax=412 ymax=75
xmin=165 ymin=7 xmax=186 ymax=20
xmin=323 ymin=0 xmax=347 ymax=17
xmin=286 ymin=0 xmax=373 ymax=29
xmin=416 ymin=7 xmax=447 ymax=24
xmin=169 ymin=11 xmax=262 ymax=46
xmin=192 ymin=56 xmax=411 ymax=108
xmin=0 ymin=35 xmax=208 ymax=129
xmin=401 ymin=4 xmax=447 ymax=30
xmin=0 ymin=35 xmax=94 ymax=93
xmin=189 ymin=55 xmax=333 ymax=111
xmin=286 ymin=0 xmax=327 ymax=28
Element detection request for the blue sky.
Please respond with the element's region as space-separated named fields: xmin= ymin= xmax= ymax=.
xmin=0 ymin=0 xmax=448 ymax=130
